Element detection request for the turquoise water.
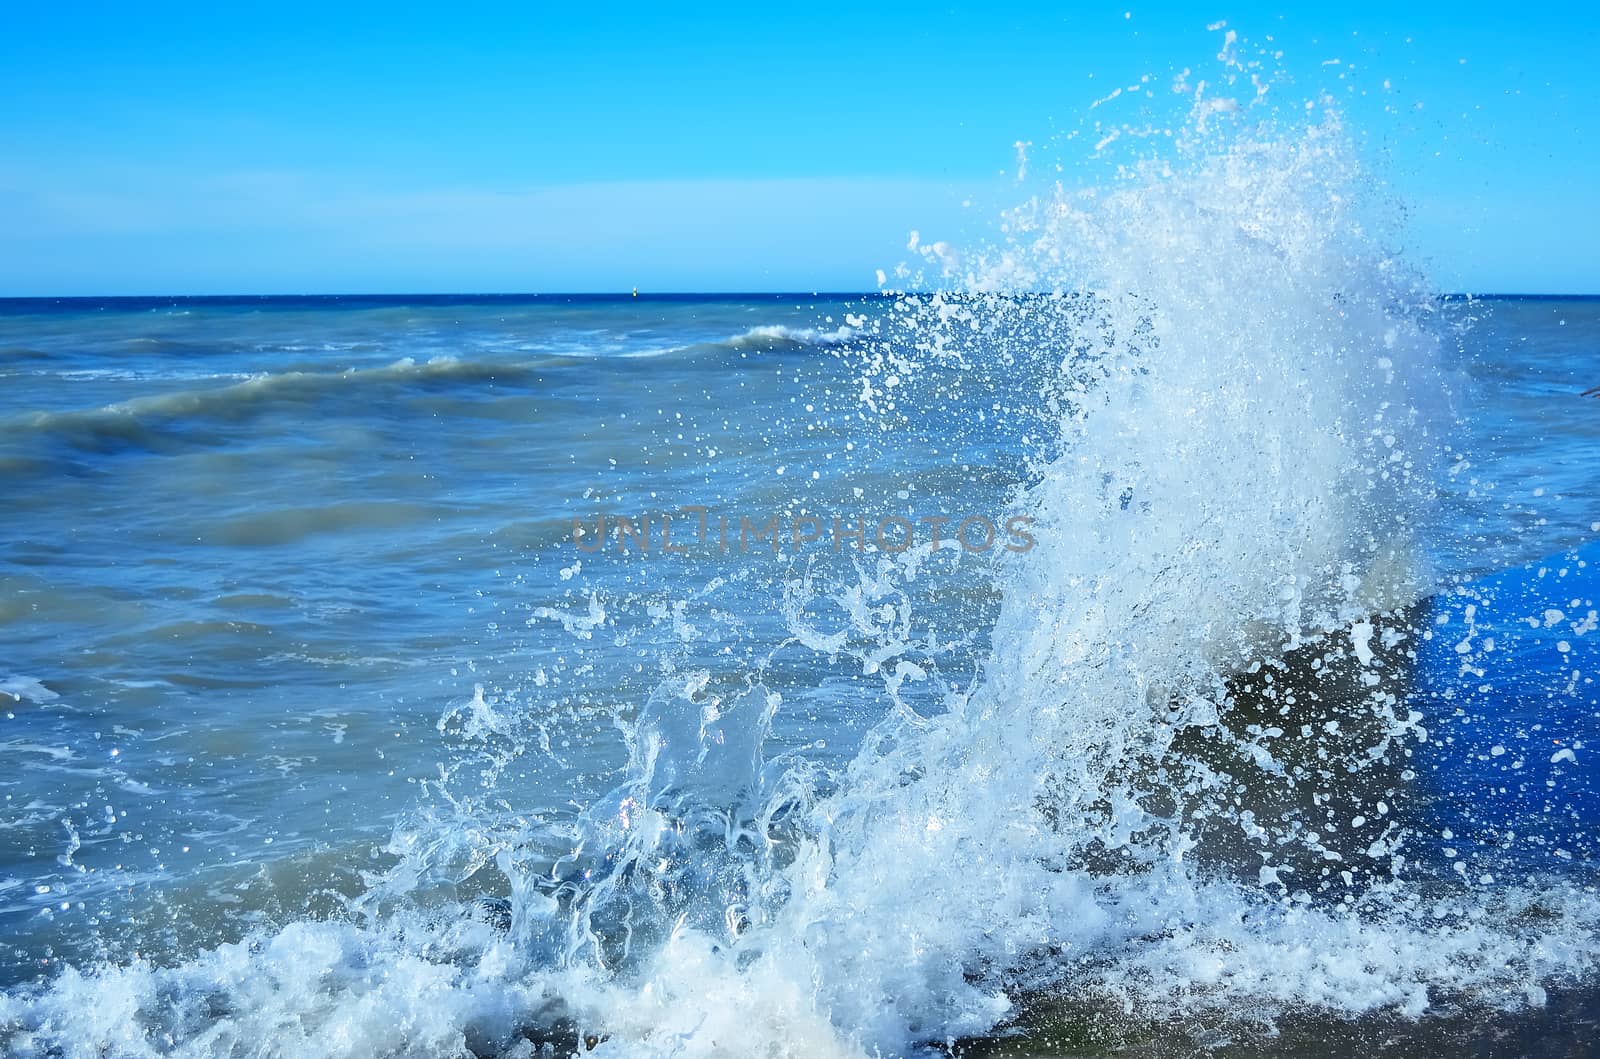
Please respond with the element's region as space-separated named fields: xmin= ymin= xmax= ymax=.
xmin=3 ymin=123 xmax=1600 ymax=1057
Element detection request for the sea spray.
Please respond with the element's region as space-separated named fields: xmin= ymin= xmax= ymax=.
xmin=497 ymin=57 xmax=1593 ymax=1055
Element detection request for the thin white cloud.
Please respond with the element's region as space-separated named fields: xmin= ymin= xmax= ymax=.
xmin=0 ymin=166 xmax=995 ymax=293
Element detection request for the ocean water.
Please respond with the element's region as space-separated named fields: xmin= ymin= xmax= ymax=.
xmin=3 ymin=81 xmax=1600 ymax=1059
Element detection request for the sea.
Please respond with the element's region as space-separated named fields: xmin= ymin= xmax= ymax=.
xmin=1 ymin=102 xmax=1599 ymax=1057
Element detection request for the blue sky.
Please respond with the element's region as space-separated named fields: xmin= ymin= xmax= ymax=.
xmin=2 ymin=2 xmax=1596 ymax=294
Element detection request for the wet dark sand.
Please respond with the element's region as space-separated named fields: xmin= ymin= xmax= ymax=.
xmin=955 ymin=982 xmax=1600 ymax=1058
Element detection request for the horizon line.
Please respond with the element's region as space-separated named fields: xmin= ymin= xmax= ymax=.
xmin=2 ymin=290 xmax=1598 ymax=304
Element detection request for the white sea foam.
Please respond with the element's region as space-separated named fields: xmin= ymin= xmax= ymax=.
xmin=625 ymin=323 xmax=860 ymax=359
xmin=725 ymin=323 xmax=858 ymax=347
xmin=0 ymin=676 xmax=59 ymax=705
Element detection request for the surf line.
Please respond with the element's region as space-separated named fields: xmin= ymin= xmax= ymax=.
xmin=571 ymin=507 xmax=1036 ymax=557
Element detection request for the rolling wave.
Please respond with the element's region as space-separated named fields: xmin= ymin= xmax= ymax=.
xmin=2 ymin=325 xmax=853 ymax=453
